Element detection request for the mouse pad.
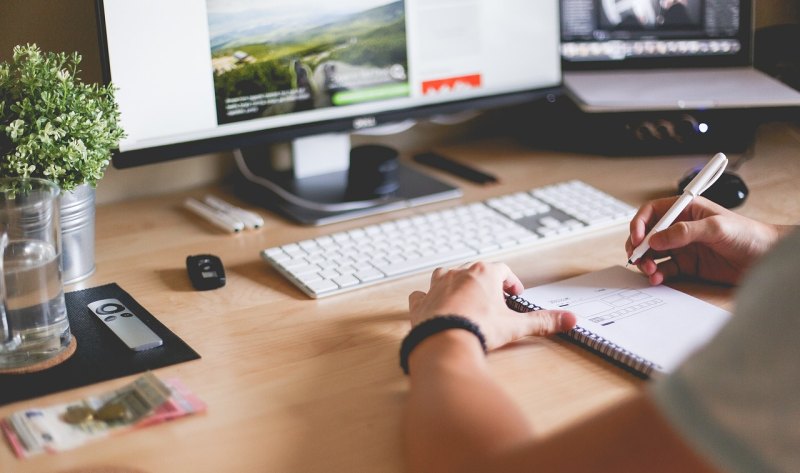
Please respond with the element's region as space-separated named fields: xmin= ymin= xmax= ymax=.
xmin=0 ymin=283 xmax=200 ymax=406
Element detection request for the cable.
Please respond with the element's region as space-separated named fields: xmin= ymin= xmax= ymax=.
xmin=727 ymin=131 xmax=757 ymax=172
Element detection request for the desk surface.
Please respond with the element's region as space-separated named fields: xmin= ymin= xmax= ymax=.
xmin=3 ymin=122 xmax=800 ymax=473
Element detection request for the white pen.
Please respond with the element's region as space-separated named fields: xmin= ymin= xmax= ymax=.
xmin=628 ymin=152 xmax=729 ymax=265
xmin=184 ymin=198 xmax=245 ymax=233
xmin=203 ymin=195 xmax=264 ymax=229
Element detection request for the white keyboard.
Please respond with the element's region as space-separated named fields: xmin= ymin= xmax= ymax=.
xmin=262 ymin=180 xmax=636 ymax=298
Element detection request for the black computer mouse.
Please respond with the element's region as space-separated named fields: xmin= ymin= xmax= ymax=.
xmin=678 ymin=169 xmax=748 ymax=209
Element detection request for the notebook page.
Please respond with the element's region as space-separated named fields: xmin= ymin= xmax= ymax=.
xmin=522 ymin=266 xmax=730 ymax=373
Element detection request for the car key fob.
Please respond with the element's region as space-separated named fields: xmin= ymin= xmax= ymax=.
xmin=88 ymin=298 xmax=163 ymax=351
xmin=186 ymin=254 xmax=226 ymax=290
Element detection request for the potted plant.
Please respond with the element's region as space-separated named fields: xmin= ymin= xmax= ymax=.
xmin=0 ymin=44 xmax=125 ymax=283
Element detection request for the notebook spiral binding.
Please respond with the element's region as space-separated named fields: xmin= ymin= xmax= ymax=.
xmin=505 ymin=293 xmax=661 ymax=377
xmin=566 ymin=326 xmax=660 ymax=377
xmin=506 ymin=294 xmax=543 ymax=312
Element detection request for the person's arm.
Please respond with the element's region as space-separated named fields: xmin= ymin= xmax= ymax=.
xmin=402 ymin=262 xmax=717 ymax=473
xmin=626 ymin=196 xmax=793 ymax=285
xmin=403 ymin=261 xmax=573 ymax=471
xmin=463 ymin=391 xmax=719 ymax=473
xmin=404 ymin=329 xmax=535 ymax=473
xmin=405 ymin=333 xmax=719 ymax=473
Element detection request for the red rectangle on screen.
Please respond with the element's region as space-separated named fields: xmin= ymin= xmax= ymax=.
xmin=422 ymin=74 xmax=482 ymax=94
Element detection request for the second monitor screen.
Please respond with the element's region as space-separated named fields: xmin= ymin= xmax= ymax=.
xmin=560 ymin=0 xmax=744 ymax=62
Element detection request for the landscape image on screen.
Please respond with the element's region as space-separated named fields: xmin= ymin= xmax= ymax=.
xmin=207 ymin=0 xmax=409 ymax=124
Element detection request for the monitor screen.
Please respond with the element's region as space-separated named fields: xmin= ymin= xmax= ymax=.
xmin=560 ymin=0 xmax=752 ymax=69
xmin=96 ymin=0 xmax=562 ymax=168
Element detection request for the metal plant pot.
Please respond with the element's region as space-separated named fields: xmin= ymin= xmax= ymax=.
xmin=60 ymin=183 xmax=96 ymax=284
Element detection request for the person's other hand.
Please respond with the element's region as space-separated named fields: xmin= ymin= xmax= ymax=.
xmin=626 ymin=196 xmax=785 ymax=285
xmin=408 ymin=262 xmax=576 ymax=350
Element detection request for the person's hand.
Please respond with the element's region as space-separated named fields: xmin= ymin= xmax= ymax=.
xmin=408 ymin=262 xmax=576 ymax=350
xmin=626 ymin=196 xmax=786 ymax=285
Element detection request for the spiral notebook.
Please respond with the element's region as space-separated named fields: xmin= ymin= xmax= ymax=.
xmin=507 ymin=266 xmax=730 ymax=377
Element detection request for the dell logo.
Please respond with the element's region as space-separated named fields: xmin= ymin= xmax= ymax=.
xmin=353 ymin=116 xmax=377 ymax=130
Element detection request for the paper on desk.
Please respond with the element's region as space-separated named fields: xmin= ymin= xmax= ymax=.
xmin=521 ymin=266 xmax=731 ymax=373
xmin=1 ymin=373 xmax=206 ymax=459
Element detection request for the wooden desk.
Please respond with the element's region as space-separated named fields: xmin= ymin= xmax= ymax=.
xmin=2 ymin=122 xmax=799 ymax=473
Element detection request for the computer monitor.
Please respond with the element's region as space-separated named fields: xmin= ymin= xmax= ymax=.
xmin=95 ymin=0 xmax=561 ymax=225
xmin=560 ymin=0 xmax=751 ymax=69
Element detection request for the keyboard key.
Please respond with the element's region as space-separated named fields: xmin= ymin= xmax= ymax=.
xmin=355 ymin=268 xmax=384 ymax=282
xmin=306 ymin=279 xmax=339 ymax=295
xmin=333 ymin=275 xmax=359 ymax=288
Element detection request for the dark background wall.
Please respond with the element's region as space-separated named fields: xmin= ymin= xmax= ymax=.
xmin=0 ymin=0 xmax=102 ymax=82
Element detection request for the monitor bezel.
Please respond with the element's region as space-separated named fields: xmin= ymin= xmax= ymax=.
xmin=95 ymin=0 xmax=563 ymax=169
xmin=560 ymin=0 xmax=754 ymax=71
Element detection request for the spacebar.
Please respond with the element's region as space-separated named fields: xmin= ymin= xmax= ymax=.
xmin=374 ymin=248 xmax=479 ymax=277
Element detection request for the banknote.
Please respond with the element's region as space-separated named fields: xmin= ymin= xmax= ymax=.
xmin=1 ymin=372 xmax=206 ymax=459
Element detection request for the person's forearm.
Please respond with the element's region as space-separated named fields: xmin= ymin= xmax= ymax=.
xmin=404 ymin=330 xmax=535 ymax=473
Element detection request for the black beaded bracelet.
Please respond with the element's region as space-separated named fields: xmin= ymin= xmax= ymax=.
xmin=399 ymin=315 xmax=487 ymax=375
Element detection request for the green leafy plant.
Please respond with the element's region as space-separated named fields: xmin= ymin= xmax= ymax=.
xmin=0 ymin=44 xmax=125 ymax=191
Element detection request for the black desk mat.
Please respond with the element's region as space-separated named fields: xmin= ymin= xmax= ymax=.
xmin=0 ymin=283 xmax=200 ymax=406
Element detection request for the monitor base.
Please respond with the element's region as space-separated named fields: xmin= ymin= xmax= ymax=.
xmin=233 ymin=145 xmax=462 ymax=226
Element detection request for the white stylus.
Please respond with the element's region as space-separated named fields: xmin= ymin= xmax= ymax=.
xmin=184 ymin=198 xmax=245 ymax=233
xmin=628 ymin=152 xmax=728 ymax=265
xmin=203 ymin=195 xmax=264 ymax=229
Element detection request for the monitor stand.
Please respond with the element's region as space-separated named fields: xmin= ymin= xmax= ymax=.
xmin=233 ymin=133 xmax=462 ymax=226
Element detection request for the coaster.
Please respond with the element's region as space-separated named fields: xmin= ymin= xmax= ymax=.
xmin=0 ymin=336 xmax=77 ymax=375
